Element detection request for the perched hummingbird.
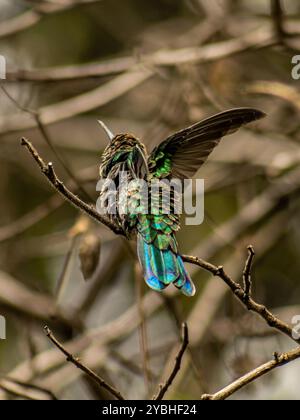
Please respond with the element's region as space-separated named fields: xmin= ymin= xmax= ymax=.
xmin=98 ymin=108 xmax=265 ymax=297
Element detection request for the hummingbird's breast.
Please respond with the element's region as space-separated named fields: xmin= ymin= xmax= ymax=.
xmin=98 ymin=134 xmax=148 ymax=235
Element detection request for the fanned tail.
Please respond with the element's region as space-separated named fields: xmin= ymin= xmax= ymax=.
xmin=137 ymin=231 xmax=195 ymax=297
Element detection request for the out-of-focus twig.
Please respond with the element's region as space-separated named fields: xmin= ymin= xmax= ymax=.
xmin=247 ymin=81 xmax=300 ymax=110
xmin=271 ymin=0 xmax=287 ymax=43
xmin=0 ymin=269 xmax=78 ymax=328
xmin=5 ymin=24 xmax=275 ymax=85
xmin=77 ymin=239 xmax=125 ymax=314
xmin=54 ymin=235 xmax=81 ymax=303
xmin=153 ymin=323 xmax=189 ymax=400
xmin=0 ymin=1 xmax=104 ymax=39
xmin=44 ymin=326 xmax=125 ymax=400
xmin=1 ymin=85 xmax=92 ymax=202
xmin=0 ymin=194 xmax=62 ymax=243
xmin=0 ymin=377 xmax=57 ymax=400
xmin=0 ymin=70 xmax=153 ymax=135
xmin=0 ymin=165 xmax=97 ymax=244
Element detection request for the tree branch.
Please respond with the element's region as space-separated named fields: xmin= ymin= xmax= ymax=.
xmin=0 ymin=1 xmax=104 ymax=39
xmin=0 ymin=70 xmax=152 ymax=135
xmin=201 ymin=346 xmax=300 ymax=400
xmin=1 ymin=85 xmax=92 ymax=203
xmin=6 ymin=25 xmax=274 ymax=83
xmin=44 ymin=326 xmax=125 ymax=400
xmin=243 ymin=245 xmax=255 ymax=299
xmin=182 ymin=251 xmax=300 ymax=345
xmin=21 ymin=137 xmax=125 ymax=236
xmin=0 ymin=377 xmax=57 ymax=401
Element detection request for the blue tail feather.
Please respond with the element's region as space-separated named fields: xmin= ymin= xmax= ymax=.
xmin=137 ymin=233 xmax=196 ymax=297
xmin=175 ymin=256 xmax=196 ymax=297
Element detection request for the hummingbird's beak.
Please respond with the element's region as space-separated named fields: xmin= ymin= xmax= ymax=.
xmin=97 ymin=120 xmax=115 ymax=141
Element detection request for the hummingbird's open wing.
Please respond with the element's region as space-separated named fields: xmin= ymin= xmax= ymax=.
xmin=148 ymin=108 xmax=266 ymax=180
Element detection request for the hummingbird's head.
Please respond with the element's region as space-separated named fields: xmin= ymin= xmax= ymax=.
xmin=98 ymin=120 xmax=147 ymax=178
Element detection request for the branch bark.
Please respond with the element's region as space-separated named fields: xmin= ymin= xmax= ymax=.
xmin=201 ymin=346 xmax=300 ymax=400
xmin=182 ymin=252 xmax=299 ymax=345
xmin=44 ymin=326 xmax=125 ymax=400
xmin=21 ymin=137 xmax=124 ymax=236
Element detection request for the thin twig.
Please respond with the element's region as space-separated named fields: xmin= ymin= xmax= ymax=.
xmin=0 ymin=165 xmax=97 ymax=243
xmin=0 ymin=193 xmax=62 ymax=243
xmin=182 ymin=252 xmax=300 ymax=345
xmin=0 ymin=377 xmax=58 ymax=400
xmin=271 ymin=0 xmax=286 ymax=43
xmin=0 ymin=1 xmax=104 ymax=39
xmin=1 ymin=86 xmax=92 ymax=203
xmin=0 ymin=70 xmax=152 ymax=135
xmin=6 ymin=25 xmax=274 ymax=84
xmin=0 ymin=269 xmax=79 ymax=328
xmin=201 ymin=346 xmax=300 ymax=400
xmin=7 ymin=26 xmax=274 ymax=82
xmin=153 ymin=323 xmax=189 ymax=400
xmin=243 ymin=245 xmax=255 ymax=299
xmin=54 ymin=235 xmax=80 ymax=302
xmin=44 ymin=326 xmax=125 ymax=400
xmin=20 ymin=137 xmax=124 ymax=236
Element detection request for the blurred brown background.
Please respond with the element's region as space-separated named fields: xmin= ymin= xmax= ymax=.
xmin=0 ymin=0 xmax=300 ymax=400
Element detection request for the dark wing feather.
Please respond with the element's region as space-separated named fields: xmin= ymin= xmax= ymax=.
xmin=148 ymin=108 xmax=266 ymax=179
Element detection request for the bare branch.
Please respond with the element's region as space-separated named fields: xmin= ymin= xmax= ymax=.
xmin=0 ymin=377 xmax=57 ymax=400
xmin=162 ymin=211 xmax=290 ymax=396
xmin=0 ymin=1 xmax=104 ymax=39
xmin=1 ymin=85 xmax=92 ymax=202
xmin=0 ymin=194 xmax=62 ymax=243
xmin=243 ymin=245 xmax=255 ymax=299
xmin=44 ymin=326 xmax=125 ymax=400
xmin=0 ymin=269 xmax=78 ymax=328
xmin=153 ymin=323 xmax=189 ymax=400
xmin=0 ymin=70 xmax=152 ymax=135
xmin=0 ymin=165 xmax=97 ymax=244
xmin=182 ymin=252 xmax=299 ymax=345
xmin=201 ymin=346 xmax=300 ymax=400
xmin=6 ymin=25 xmax=274 ymax=83
xmin=21 ymin=137 xmax=125 ymax=236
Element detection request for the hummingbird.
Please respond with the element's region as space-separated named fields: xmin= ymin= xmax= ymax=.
xmin=98 ymin=108 xmax=265 ymax=297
